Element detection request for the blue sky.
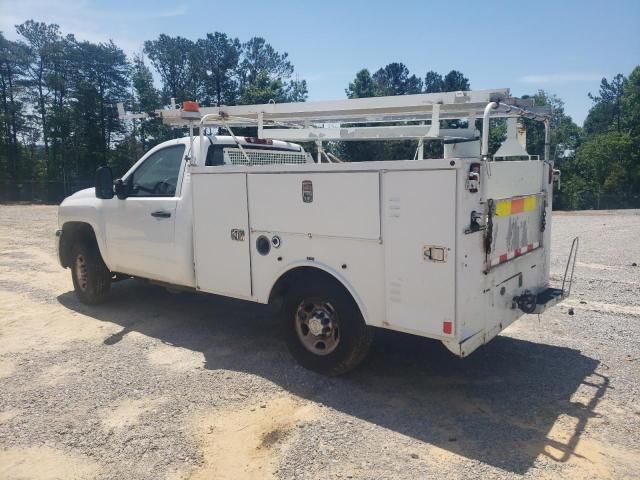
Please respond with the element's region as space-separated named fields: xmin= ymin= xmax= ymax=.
xmin=1 ymin=0 xmax=638 ymax=125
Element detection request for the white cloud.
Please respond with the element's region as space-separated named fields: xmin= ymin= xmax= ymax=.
xmin=519 ymin=73 xmax=604 ymax=84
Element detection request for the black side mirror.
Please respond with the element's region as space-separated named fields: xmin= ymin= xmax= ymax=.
xmin=114 ymin=178 xmax=128 ymax=200
xmin=95 ymin=166 xmax=114 ymax=199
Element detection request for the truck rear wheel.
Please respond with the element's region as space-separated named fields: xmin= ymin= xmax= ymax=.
xmin=70 ymin=242 xmax=111 ymax=305
xmin=281 ymin=278 xmax=374 ymax=375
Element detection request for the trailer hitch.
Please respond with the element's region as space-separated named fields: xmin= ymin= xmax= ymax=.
xmin=514 ymin=236 xmax=579 ymax=315
xmin=513 ymin=291 xmax=537 ymax=314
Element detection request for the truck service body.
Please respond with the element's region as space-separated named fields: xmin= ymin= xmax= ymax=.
xmin=56 ymin=89 xmax=577 ymax=374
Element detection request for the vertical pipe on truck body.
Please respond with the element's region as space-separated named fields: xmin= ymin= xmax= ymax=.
xmin=544 ymin=118 xmax=551 ymax=161
xmin=481 ymin=102 xmax=499 ymax=159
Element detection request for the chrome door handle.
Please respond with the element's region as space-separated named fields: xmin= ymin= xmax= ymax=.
xmin=151 ymin=210 xmax=171 ymax=218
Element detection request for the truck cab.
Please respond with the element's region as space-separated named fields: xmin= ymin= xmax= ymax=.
xmin=57 ymin=135 xmax=308 ymax=290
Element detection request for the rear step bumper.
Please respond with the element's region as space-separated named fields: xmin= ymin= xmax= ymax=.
xmin=517 ymin=236 xmax=579 ymax=315
xmin=532 ymin=287 xmax=565 ymax=314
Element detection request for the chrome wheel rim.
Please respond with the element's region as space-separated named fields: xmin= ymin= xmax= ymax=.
xmin=75 ymin=254 xmax=88 ymax=291
xmin=294 ymin=299 xmax=340 ymax=355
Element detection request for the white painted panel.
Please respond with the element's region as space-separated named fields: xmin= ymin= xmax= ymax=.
xmin=384 ymin=170 xmax=456 ymax=338
xmin=248 ymin=172 xmax=380 ymax=240
xmin=485 ymin=161 xmax=543 ymax=199
xmin=192 ymin=173 xmax=251 ymax=298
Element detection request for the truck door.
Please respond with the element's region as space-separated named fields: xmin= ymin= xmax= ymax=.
xmin=484 ymin=160 xmax=547 ymax=271
xmin=102 ymin=144 xmax=186 ymax=283
xmin=191 ymin=172 xmax=252 ymax=299
xmin=383 ymin=169 xmax=456 ymax=337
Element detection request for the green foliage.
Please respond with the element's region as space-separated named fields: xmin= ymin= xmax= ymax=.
xmin=0 ymin=32 xmax=30 ymax=181
xmin=621 ymin=66 xmax=640 ymax=137
xmin=240 ymin=71 xmax=289 ymax=104
xmin=130 ymin=54 xmax=171 ymax=153
xmin=423 ymin=70 xmax=469 ymax=93
xmin=239 ymin=37 xmax=293 ymax=88
xmin=424 ymin=71 xmax=444 ymax=93
xmin=372 ymin=63 xmax=423 ymax=96
xmin=1 ymin=18 xmax=638 ymax=212
xmin=340 ymin=67 xmax=471 ymax=162
xmin=346 ymin=69 xmax=376 ymax=99
xmin=0 ymin=22 xmax=308 ymax=199
xmin=443 ymin=70 xmax=470 ymax=92
xmin=556 ymin=70 xmax=640 ymax=209
xmin=559 ymin=132 xmax=639 ymax=209
xmin=143 ymin=34 xmax=200 ymax=104
xmin=197 ymin=32 xmax=241 ymax=106
xmin=521 ymin=90 xmax=582 ymax=158
xmin=585 ymin=74 xmax=626 ymax=134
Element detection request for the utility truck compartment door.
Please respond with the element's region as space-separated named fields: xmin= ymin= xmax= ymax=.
xmin=248 ymin=172 xmax=380 ymax=240
xmin=487 ymin=193 xmax=544 ymax=269
xmin=484 ymin=160 xmax=546 ymax=270
xmin=192 ymin=173 xmax=252 ymax=298
xmin=383 ymin=170 xmax=456 ymax=337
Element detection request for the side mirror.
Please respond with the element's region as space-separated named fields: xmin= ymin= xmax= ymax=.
xmin=114 ymin=178 xmax=128 ymax=200
xmin=95 ymin=166 xmax=114 ymax=199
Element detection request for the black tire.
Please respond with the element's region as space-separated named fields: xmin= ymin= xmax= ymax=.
xmin=281 ymin=277 xmax=374 ymax=375
xmin=70 ymin=242 xmax=111 ymax=305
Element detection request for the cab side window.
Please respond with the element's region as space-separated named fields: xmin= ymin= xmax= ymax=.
xmin=128 ymin=145 xmax=185 ymax=197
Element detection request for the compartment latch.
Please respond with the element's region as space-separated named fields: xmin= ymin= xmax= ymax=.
xmin=423 ymin=245 xmax=448 ymax=262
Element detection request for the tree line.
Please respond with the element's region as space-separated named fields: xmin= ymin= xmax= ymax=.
xmin=0 ymin=19 xmax=638 ymax=208
xmin=0 ymin=20 xmax=307 ymax=196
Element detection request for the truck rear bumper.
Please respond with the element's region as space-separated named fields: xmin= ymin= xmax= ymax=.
xmin=532 ymin=287 xmax=565 ymax=314
xmin=444 ymin=287 xmax=568 ymax=358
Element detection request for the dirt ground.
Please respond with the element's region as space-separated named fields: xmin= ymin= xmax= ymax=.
xmin=0 ymin=205 xmax=639 ymax=480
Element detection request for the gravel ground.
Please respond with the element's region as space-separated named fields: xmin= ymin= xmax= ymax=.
xmin=0 ymin=205 xmax=639 ymax=480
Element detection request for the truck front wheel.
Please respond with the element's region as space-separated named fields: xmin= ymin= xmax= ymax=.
xmin=281 ymin=278 xmax=374 ymax=375
xmin=70 ymin=242 xmax=111 ymax=305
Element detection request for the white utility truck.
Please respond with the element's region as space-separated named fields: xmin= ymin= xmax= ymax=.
xmin=56 ymin=90 xmax=578 ymax=374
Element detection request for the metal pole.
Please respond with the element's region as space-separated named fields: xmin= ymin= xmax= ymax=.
xmin=188 ymin=121 xmax=196 ymax=166
xmin=221 ymin=119 xmax=252 ymax=165
xmin=481 ymin=102 xmax=498 ymax=159
xmin=198 ymin=122 xmax=205 ymax=166
xmin=544 ymin=118 xmax=551 ymax=161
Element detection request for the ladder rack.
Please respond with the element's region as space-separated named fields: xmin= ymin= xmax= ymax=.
xmin=117 ymin=88 xmax=552 ymax=163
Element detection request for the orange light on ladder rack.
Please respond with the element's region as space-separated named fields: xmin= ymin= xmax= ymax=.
xmin=182 ymin=101 xmax=200 ymax=112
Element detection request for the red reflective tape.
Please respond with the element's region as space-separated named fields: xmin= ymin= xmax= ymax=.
xmin=443 ymin=321 xmax=452 ymax=334
xmin=527 ymin=243 xmax=534 ymax=252
xmin=511 ymin=197 xmax=525 ymax=214
xmin=499 ymin=253 xmax=508 ymax=263
xmin=514 ymin=248 xmax=522 ymax=257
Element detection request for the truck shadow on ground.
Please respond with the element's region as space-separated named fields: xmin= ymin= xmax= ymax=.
xmin=58 ymin=280 xmax=606 ymax=475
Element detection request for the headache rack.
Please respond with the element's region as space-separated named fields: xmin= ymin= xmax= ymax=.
xmin=224 ymin=147 xmax=311 ymax=166
xmin=118 ymin=88 xmax=552 ymax=165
